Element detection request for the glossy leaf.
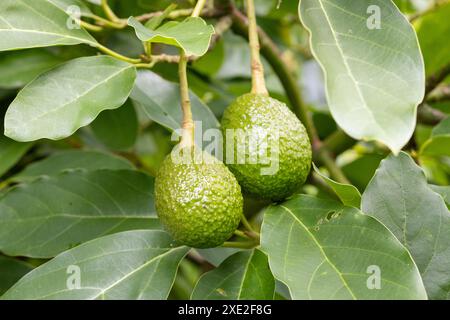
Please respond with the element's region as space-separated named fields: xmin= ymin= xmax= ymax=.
xmin=191 ymin=249 xmax=275 ymax=300
xmin=0 ymin=256 xmax=33 ymax=295
xmin=0 ymin=49 xmax=64 ymax=89
xmin=4 ymin=56 xmax=137 ymax=142
xmin=128 ymin=17 xmax=214 ymax=56
xmin=362 ymin=152 xmax=450 ymax=300
xmin=0 ymin=0 xmax=97 ymax=52
xmin=2 ymin=230 xmax=188 ymax=299
xmin=261 ymin=194 xmax=427 ymax=299
xmin=91 ymin=100 xmax=138 ymax=151
xmin=313 ymin=163 xmax=361 ymax=208
xmin=130 ymin=70 xmax=220 ymax=135
xmin=0 ymin=136 xmax=33 ymax=177
xmin=0 ymin=169 xmax=159 ymax=258
xmin=13 ymin=150 xmax=133 ymax=182
xmin=299 ymin=0 xmax=424 ymax=153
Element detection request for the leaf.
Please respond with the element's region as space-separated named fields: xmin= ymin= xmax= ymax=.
xmin=91 ymin=100 xmax=138 ymax=151
xmin=0 ymin=49 xmax=65 ymax=89
xmin=0 ymin=0 xmax=97 ymax=52
xmin=420 ymin=117 xmax=450 ymax=157
xmin=195 ymin=248 xmax=241 ymax=267
xmin=0 ymin=256 xmax=33 ymax=295
xmin=430 ymin=185 xmax=450 ymax=209
xmin=13 ymin=150 xmax=133 ymax=182
xmin=0 ymin=136 xmax=33 ymax=177
xmin=130 ymin=70 xmax=220 ymax=134
xmin=0 ymin=169 xmax=159 ymax=258
xmin=414 ymin=2 xmax=450 ymax=76
xmin=261 ymin=194 xmax=427 ymax=299
xmin=191 ymin=249 xmax=275 ymax=300
xmin=362 ymin=152 xmax=450 ymax=300
xmin=299 ymin=0 xmax=425 ymax=153
xmin=128 ymin=17 xmax=214 ymax=56
xmin=342 ymin=153 xmax=385 ymax=191
xmin=48 ymin=0 xmax=93 ymax=17
xmin=4 ymin=56 xmax=137 ymax=142
xmin=313 ymin=163 xmax=361 ymax=207
xmin=2 ymin=230 xmax=188 ymax=299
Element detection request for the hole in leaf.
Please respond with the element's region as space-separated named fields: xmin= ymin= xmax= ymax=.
xmin=326 ymin=211 xmax=336 ymax=221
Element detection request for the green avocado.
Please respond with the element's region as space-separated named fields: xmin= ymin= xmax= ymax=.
xmin=221 ymin=93 xmax=312 ymax=201
xmin=154 ymin=146 xmax=243 ymax=248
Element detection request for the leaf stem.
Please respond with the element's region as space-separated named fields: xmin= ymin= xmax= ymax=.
xmin=246 ymin=0 xmax=268 ymax=95
xmin=95 ymin=44 xmax=142 ymax=64
xmin=222 ymin=241 xmax=258 ymax=249
xmin=101 ymin=0 xmax=120 ymax=22
xmin=234 ymin=230 xmax=251 ymax=239
xmin=79 ymin=20 xmax=103 ymax=32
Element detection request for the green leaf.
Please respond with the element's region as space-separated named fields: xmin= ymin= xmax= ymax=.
xmin=0 ymin=136 xmax=32 ymax=177
xmin=342 ymin=153 xmax=385 ymax=191
xmin=0 ymin=169 xmax=159 ymax=258
xmin=415 ymin=3 xmax=450 ymax=76
xmin=362 ymin=152 xmax=450 ymax=300
xmin=420 ymin=117 xmax=450 ymax=157
xmin=48 ymin=0 xmax=93 ymax=17
xmin=299 ymin=0 xmax=424 ymax=153
xmin=13 ymin=150 xmax=133 ymax=182
xmin=430 ymin=185 xmax=450 ymax=209
xmin=0 ymin=0 xmax=97 ymax=52
xmin=130 ymin=70 xmax=220 ymax=134
xmin=4 ymin=56 xmax=137 ymax=142
xmin=91 ymin=100 xmax=138 ymax=151
xmin=2 ymin=230 xmax=188 ymax=299
xmin=191 ymin=249 xmax=274 ymax=300
xmin=0 ymin=256 xmax=33 ymax=295
xmin=313 ymin=163 xmax=361 ymax=207
xmin=128 ymin=16 xmax=214 ymax=56
xmin=0 ymin=49 xmax=65 ymax=89
xmin=261 ymin=194 xmax=427 ymax=299
xmin=195 ymin=247 xmax=241 ymax=267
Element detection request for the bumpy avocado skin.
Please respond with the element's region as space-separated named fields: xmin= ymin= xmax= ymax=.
xmin=155 ymin=147 xmax=243 ymax=248
xmin=221 ymin=93 xmax=312 ymax=201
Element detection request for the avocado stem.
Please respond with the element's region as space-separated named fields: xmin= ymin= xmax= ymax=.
xmin=177 ymin=0 xmax=208 ymax=148
xmin=246 ymin=0 xmax=269 ymax=96
xmin=178 ymin=50 xmax=195 ymax=148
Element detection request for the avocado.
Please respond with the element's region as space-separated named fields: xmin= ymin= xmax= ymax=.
xmin=155 ymin=146 xmax=243 ymax=248
xmin=221 ymin=93 xmax=312 ymax=201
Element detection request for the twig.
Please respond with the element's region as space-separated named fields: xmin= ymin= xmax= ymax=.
xmin=101 ymin=0 xmax=120 ymax=22
xmin=425 ymin=62 xmax=450 ymax=96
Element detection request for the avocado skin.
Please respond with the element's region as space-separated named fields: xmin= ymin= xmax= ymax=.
xmin=221 ymin=93 xmax=312 ymax=201
xmin=155 ymin=147 xmax=243 ymax=248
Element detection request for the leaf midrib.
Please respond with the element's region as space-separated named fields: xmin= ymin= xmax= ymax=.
xmin=280 ymin=204 xmax=357 ymax=300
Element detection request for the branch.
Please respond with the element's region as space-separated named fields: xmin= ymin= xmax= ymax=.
xmin=425 ymin=62 xmax=450 ymax=96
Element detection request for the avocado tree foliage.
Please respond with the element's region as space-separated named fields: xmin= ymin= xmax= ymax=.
xmin=0 ymin=0 xmax=449 ymax=300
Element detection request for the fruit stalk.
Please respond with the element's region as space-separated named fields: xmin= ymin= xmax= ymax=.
xmin=246 ymin=0 xmax=268 ymax=96
xmin=177 ymin=0 xmax=207 ymax=147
